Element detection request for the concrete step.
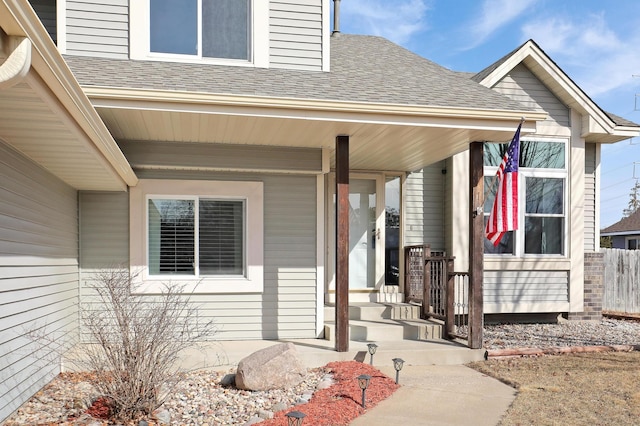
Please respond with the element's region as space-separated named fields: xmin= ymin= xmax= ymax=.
xmin=324 ymin=317 xmax=443 ymax=342
xmin=324 ymin=302 xmax=423 ymax=322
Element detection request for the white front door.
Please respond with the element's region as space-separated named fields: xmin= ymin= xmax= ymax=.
xmin=327 ymin=174 xmax=386 ymax=301
xmin=348 ymin=178 xmax=378 ymax=289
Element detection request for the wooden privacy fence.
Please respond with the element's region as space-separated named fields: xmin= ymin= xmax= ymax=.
xmin=603 ymin=248 xmax=640 ymax=314
xmin=404 ymin=245 xmax=469 ymax=340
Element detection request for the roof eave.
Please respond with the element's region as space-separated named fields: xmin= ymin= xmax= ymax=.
xmin=476 ymin=40 xmax=622 ymax=137
xmin=1 ymin=0 xmax=137 ymax=189
xmin=83 ymin=86 xmax=548 ymax=127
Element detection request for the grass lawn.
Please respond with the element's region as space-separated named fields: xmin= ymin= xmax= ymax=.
xmin=468 ymin=351 xmax=640 ymax=425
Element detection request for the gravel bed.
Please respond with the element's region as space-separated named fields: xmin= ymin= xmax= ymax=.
xmin=4 ymin=367 xmax=331 ymax=426
xmin=483 ymin=318 xmax=640 ymax=349
xmin=6 ymin=318 xmax=640 ymax=425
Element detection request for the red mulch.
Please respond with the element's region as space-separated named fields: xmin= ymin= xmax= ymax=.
xmin=261 ymin=361 xmax=400 ymax=426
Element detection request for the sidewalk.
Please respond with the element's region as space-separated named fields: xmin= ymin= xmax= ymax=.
xmin=196 ymin=338 xmax=514 ymax=425
xmin=350 ymin=364 xmax=516 ymax=426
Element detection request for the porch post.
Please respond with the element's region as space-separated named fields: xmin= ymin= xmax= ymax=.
xmin=468 ymin=142 xmax=484 ymax=349
xmin=335 ymin=135 xmax=349 ymax=352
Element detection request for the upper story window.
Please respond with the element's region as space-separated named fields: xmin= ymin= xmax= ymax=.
xmin=150 ymin=0 xmax=249 ymax=60
xmin=484 ymin=139 xmax=567 ymax=257
xmin=131 ymin=0 xmax=269 ymax=66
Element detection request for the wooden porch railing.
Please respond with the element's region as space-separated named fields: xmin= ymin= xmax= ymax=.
xmin=404 ymin=245 xmax=469 ymax=340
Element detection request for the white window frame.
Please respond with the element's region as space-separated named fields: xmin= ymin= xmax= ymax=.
xmin=484 ymin=137 xmax=568 ymax=258
xmin=130 ymin=0 xmax=269 ymax=67
xmin=131 ymin=179 xmax=263 ymax=293
xmin=626 ymin=237 xmax=640 ymax=250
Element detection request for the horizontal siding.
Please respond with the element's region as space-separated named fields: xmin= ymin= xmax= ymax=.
xmin=493 ymin=64 xmax=569 ymax=128
xmin=484 ymin=270 xmax=569 ymax=306
xmin=65 ymin=0 xmax=129 ymax=59
xmin=584 ymin=143 xmax=597 ymax=251
xmin=119 ymin=141 xmax=324 ymax=174
xmin=270 ymin=0 xmax=324 ymax=71
xmin=0 ymin=142 xmax=79 ymax=424
xmin=80 ymin=171 xmax=318 ymax=340
xmin=404 ymin=162 xmax=445 ymax=250
xmin=79 ymin=191 xmax=129 ymax=268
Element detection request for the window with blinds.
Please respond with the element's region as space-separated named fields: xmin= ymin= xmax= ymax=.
xmin=148 ymin=197 xmax=245 ymax=277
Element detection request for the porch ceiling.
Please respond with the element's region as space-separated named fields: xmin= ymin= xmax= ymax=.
xmin=91 ymin=93 xmax=545 ymax=172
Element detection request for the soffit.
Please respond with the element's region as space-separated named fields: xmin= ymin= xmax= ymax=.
xmin=94 ymin=99 xmax=542 ymax=172
xmin=0 ymin=75 xmax=129 ymax=191
xmin=0 ymin=0 xmax=135 ymax=191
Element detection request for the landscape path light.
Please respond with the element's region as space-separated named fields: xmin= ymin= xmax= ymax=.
xmin=392 ymin=357 xmax=405 ymax=384
xmin=366 ymin=343 xmax=378 ymax=365
xmin=357 ymin=374 xmax=371 ymax=408
xmin=285 ymin=410 xmax=306 ymax=426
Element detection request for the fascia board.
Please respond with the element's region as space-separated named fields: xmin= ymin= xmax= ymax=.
xmin=600 ymin=231 xmax=640 ymax=237
xmin=85 ymin=86 xmax=548 ymax=128
xmin=478 ymin=41 xmax=616 ymax=135
xmin=1 ymin=0 xmax=137 ymax=188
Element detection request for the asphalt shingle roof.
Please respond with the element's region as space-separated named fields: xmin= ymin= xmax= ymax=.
xmin=602 ymin=210 xmax=640 ymax=234
xmin=64 ymin=34 xmax=529 ymax=112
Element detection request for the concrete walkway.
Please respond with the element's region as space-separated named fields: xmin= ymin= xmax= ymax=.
xmin=350 ymin=364 xmax=516 ymax=426
xmin=178 ymin=338 xmax=515 ymax=425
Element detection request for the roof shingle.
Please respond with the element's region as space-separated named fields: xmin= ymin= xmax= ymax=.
xmin=64 ymin=34 xmax=530 ymax=112
xmin=602 ymin=209 xmax=640 ymax=234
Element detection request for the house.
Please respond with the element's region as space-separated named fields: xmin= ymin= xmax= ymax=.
xmin=601 ymin=209 xmax=640 ymax=249
xmin=1 ymin=0 xmax=639 ymax=421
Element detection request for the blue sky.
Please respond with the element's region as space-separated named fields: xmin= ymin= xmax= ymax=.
xmin=335 ymin=0 xmax=640 ymax=227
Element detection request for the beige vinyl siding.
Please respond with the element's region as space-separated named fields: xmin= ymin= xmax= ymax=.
xmin=269 ymin=0 xmax=323 ymax=71
xmin=80 ymin=171 xmax=318 ymax=340
xmin=584 ymin=143 xmax=597 ymax=251
xmin=404 ymin=162 xmax=446 ymax=251
xmin=119 ymin=141 xmax=324 ymax=174
xmin=65 ymin=0 xmax=129 ymax=59
xmin=0 ymin=142 xmax=79 ymax=424
xmin=484 ymin=270 xmax=569 ymax=313
xmin=29 ymin=0 xmax=57 ymax=43
xmin=493 ymin=63 xmax=569 ymax=128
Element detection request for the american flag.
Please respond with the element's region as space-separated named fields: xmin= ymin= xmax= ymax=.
xmin=485 ymin=123 xmax=521 ymax=246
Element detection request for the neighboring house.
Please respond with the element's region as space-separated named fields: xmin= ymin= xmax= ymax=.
xmin=1 ymin=0 xmax=639 ymax=421
xmin=601 ymin=210 xmax=640 ymax=249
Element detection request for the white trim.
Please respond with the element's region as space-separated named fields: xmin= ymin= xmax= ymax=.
xmin=601 ymin=231 xmax=640 ymax=237
xmin=85 ymin=86 xmax=547 ymax=125
xmin=130 ymin=179 xmax=264 ymax=294
xmin=316 ymin=174 xmax=325 ymax=337
xmin=594 ymin=143 xmax=602 ymax=250
xmin=253 ymin=0 xmax=269 ymax=68
xmin=130 ymin=0 xmax=268 ymax=68
xmin=321 ymin=0 xmax=330 ymax=72
xmin=56 ymin=0 xmax=66 ymax=53
xmin=625 ymin=236 xmax=640 ymax=249
xmin=484 ymin=137 xmax=569 ymax=258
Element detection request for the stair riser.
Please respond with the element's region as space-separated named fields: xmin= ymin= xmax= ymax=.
xmin=324 ymin=305 xmax=422 ymax=321
xmin=324 ymin=322 xmax=442 ymax=342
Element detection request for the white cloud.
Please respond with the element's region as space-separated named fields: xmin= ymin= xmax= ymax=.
xmin=464 ymin=0 xmax=539 ymax=49
xmin=339 ymin=0 xmax=430 ymax=45
xmin=521 ymin=13 xmax=640 ymax=97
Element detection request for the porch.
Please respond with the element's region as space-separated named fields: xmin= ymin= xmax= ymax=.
xmin=324 ymin=245 xmax=475 ymax=355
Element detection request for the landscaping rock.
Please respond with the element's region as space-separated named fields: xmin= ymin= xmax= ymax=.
xmin=235 ymin=343 xmax=307 ymax=391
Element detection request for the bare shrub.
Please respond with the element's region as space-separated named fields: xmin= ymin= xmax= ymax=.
xmin=71 ymin=268 xmax=217 ymax=421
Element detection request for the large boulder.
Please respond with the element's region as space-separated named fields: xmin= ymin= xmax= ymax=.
xmin=235 ymin=343 xmax=307 ymax=391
